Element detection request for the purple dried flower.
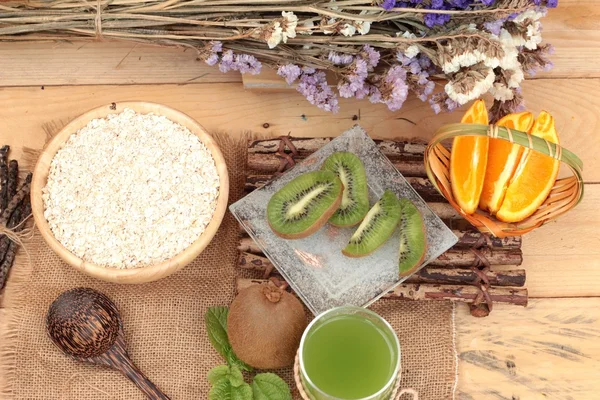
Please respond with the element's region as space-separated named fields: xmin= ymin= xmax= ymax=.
xmin=328 ymin=51 xmax=354 ymax=65
xmin=484 ymin=18 xmax=505 ymax=36
xmin=480 ymin=0 xmax=495 ymax=5
xmin=210 ymin=41 xmax=222 ymax=53
xmin=428 ymin=93 xmax=459 ymax=114
xmin=382 ymin=0 xmax=396 ymax=10
xmin=297 ymin=69 xmax=339 ymax=113
xmin=235 ymin=53 xmax=262 ymax=75
xmin=205 ymin=53 xmax=219 ymax=66
xmin=277 ymin=64 xmax=302 ymax=85
xmin=362 ymin=45 xmax=381 ymax=68
xmin=370 ymin=66 xmax=409 ymax=111
xmin=424 ymin=13 xmax=451 ymax=28
xmin=338 ymin=58 xmax=369 ymax=98
xmin=218 ymin=50 xmax=235 ymax=73
xmin=218 ymin=50 xmax=261 ymax=75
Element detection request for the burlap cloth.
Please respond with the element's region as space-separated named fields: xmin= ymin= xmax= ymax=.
xmin=0 ymin=132 xmax=456 ymax=400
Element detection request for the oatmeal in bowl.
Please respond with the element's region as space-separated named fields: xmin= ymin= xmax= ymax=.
xmin=31 ymin=103 xmax=229 ymax=283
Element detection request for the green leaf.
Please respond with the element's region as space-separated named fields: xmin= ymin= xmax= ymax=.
xmin=252 ymin=373 xmax=292 ymax=400
xmin=228 ymin=364 xmax=245 ymax=388
xmin=209 ymin=378 xmax=253 ymax=400
xmin=208 ymin=365 xmax=230 ymax=385
xmin=205 ymin=307 xmax=253 ymax=372
xmin=205 ymin=307 xmax=231 ymax=358
xmin=225 ymin=345 xmax=253 ymax=372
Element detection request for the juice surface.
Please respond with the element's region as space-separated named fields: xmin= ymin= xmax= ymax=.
xmin=302 ymin=314 xmax=397 ymax=399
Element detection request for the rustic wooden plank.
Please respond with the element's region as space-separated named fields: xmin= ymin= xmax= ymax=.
xmin=0 ymin=41 xmax=241 ymax=86
xmin=457 ymin=297 xmax=600 ymax=400
xmin=0 ymin=79 xmax=597 ymax=181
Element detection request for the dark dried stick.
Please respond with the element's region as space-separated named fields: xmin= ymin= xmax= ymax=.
xmin=0 ymin=197 xmax=29 ymax=289
xmin=0 ymin=172 xmax=31 ymax=227
xmin=7 ymin=159 xmax=18 ymax=199
xmin=0 ymin=145 xmax=9 ymax=212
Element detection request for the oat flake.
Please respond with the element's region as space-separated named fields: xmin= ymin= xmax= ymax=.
xmin=42 ymin=108 xmax=220 ymax=268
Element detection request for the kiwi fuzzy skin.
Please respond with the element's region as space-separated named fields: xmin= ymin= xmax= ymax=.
xmin=268 ymin=181 xmax=344 ymax=240
xmin=227 ymin=284 xmax=307 ymax=369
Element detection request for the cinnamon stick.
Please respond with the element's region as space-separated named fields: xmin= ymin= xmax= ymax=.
xmin=247 ymin=153 xmax=427 ymax=176
xmin=237 ymin=278 xmax=528 ymax=307
xmin=238 ymin=247 xmax=522 ymax=273
xmin=0 ymin=196 xmax=30 ymax=289
xmin=238 ymin=251 xmax=525 ymax=286
xmin=7 ymin=159 xmax=18 ymax=199
xmin=0 ymin=145 xmax=9 ymax=212
xmin=248 ymin=137 xmax=433 ymax=160
xmin=0 ymin=172 xmax=31 ymax=227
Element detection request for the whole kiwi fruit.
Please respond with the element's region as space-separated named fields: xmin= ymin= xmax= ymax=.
xmin=228 ymin=282 xmax=307 ymax=369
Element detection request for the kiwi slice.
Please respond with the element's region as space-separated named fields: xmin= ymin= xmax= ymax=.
xmin=321 ymin=151 xmax=369 ymax=227
xmin=398 ymin=198 xmax=428 ymax=277
xmin=342 ymin=189 xmax=402 ymax=257
xmin=267 ymin=170 xmax=343 ymax=239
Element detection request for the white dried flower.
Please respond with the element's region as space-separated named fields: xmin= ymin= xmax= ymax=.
xmin=340 ymin=23 xmax=356 ymax=37
xmin=490 ymin=82 xmax=515 ymax=101
xmin=323 ymin=18 xmax=336 ymax=35
xmin=506 ymin=66 xmax=524 ymax=88
xmin=405 ymin=45 xmax=420 ymax=58
xmin=300 ymin=19 xmax=315 ymax=35
xmin=445 ymin=66 xmax=495 ymax=105
xmin=356 ymin=20 xmax=371 ymax=35
xmin=281 ymin=11 xmax=298 ymax=42
xmin=267 ymin=21 xmax=283 ymax=48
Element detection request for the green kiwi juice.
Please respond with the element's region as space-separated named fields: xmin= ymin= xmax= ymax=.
xmin=300 ymin=307 xmax=400 ymax=400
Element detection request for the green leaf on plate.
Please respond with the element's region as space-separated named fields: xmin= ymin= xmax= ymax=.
xmin=252 ymin=373 xmax=292 ymax=400
xmin=209 ymin=378 xmax=253 ymax=400
xmin=208 ymin=365 xmax=230 ymax=385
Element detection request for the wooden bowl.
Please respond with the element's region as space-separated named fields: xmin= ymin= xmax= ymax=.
xmin=31 ymin=102 xmax=229 ymax=284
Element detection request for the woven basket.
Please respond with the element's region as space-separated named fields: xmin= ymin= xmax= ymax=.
xmin=424 ymin=123 xmax=584 ymax=238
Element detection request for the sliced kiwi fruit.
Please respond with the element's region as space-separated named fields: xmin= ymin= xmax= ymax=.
xmin=398 ymin=198 xmax=428 ymax=277
xmin=267 ymin=170 xmax=343 ymax=239
xmin=342 ymin=189 xmax=402 ymax=257
xmin=321 ymin=151 xmax=369 ymax=227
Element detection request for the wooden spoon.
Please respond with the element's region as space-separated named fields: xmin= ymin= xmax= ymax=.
xmin=46 ymin=287 xmax=170 ymax=400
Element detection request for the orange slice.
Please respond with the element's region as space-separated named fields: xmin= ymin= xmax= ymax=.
xmin=479 ymin=112 xmax=535 ymax=214
xmin=450 ymin=100 xmax=489 ymax=215
xmin=496 ymin=111 xmax=560 ymax=223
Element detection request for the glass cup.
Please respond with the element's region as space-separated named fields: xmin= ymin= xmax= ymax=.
xmin=298 ymin=306 xmax=401 ymax=400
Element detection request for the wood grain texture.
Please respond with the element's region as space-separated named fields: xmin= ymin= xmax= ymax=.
xmin=0 ymin=41 xmax=241 ymax=86
xmin=0 ymin=79 xmax=597 ymax=182
xmin=0 ymin=2 xmax=596 ymax=86
xmin=456 ymin=297 xmax=600 ymax=400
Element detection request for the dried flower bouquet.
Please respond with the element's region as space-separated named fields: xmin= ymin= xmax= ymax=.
xmin=0 ymin=0 xmax=556 ymax=119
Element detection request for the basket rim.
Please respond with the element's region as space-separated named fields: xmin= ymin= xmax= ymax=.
xmin=424 ymin=122 xmax=584 ymax=237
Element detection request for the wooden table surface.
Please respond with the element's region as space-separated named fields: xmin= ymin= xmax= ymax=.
xmin=1 ymin=1 xmax=599 ymax=399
